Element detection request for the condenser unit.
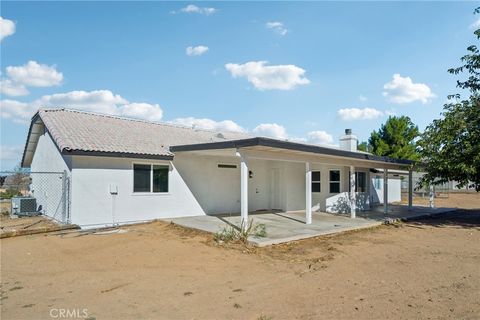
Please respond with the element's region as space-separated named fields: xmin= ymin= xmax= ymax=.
xmin=11 ymin=197 xmax=39 ymax=216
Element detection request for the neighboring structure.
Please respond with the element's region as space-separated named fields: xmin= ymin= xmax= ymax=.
xmin=21 ymin=109 xmax=412 ymax=228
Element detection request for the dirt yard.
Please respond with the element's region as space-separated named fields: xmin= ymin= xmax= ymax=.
xmin=1 ymin=194 xmax=479 ymax=320
xmin=402 ymin=191 xmax=480 ymax=209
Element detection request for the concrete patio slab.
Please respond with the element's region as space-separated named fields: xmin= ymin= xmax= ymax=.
xmin=163 ymin=205 xmax=457 ymax=246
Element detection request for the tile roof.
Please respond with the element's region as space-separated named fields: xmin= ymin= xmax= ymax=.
xmin=37 ymin=108 xmax=252 ymax=158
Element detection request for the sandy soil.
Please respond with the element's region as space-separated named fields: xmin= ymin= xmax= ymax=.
xmin=1 ymin=195 xmax=479 ymax=320
xmin=0 ymin=215 xmax=66 ymax=238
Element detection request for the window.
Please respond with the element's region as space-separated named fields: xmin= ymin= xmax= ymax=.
xmin=349 ymin=172 xmax=367 ymax=192
xmin=329 ymin=170 xmax=340 ymax=193
xmin=133 ymin=164 xmax=151 ymax=192
xmin=312 ymin=171 xmax=321 ymax=192
xmin=374 ymin=176 xmax=382 ymax=189
xmin=356 ymin=172 xmax=366 ymax=192
xmin=133 ymin=164 xmax=169 ymax=193
xmin=153 ymin=165 xmax=169 ymax=192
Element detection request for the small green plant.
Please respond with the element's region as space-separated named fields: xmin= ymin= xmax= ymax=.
xmin=0 ymin=188 xmax=21 ymax=200
xmin=214 ymin=219 xmax=267 ymax=243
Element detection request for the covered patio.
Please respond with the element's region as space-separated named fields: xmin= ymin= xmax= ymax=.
xmin=169 ymin=135 xmax=439 ymax=246
xmin=164 ymin=205 xmax=456 ymax=246
xmin=171 ymin=136 xmax=418 ymax=223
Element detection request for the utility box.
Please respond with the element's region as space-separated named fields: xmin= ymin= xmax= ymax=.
xmin=11 ymin=197 xmax=39 ymax=216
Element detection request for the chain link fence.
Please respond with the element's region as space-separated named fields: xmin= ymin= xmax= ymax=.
xmin=0 ymin=171 xmax=70 ymax=223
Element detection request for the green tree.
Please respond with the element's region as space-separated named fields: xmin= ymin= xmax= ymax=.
xmin=418 ymin=8 xmax=480 ymax=191
xmin=357 ymin=141 xmax=371 ymax=152
xmin=367 ymin=116 xmax=420 ymax=161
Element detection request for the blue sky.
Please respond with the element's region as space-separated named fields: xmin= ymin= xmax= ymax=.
xmin=0 ymin=1 xmax=478 ymax=170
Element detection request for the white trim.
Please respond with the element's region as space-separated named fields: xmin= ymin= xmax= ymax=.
xmin=306 ymin=162 xmax=312 ymax=224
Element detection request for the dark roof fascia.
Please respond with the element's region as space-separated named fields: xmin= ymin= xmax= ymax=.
xmin=62 ymin=149 xmax=174 ymax=161
xmin=170 ymin=137 xmax=414 ymax=166
xmin=20 ymin=111 xmax=41 ymax=168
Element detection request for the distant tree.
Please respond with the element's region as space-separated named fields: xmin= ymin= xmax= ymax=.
xmin=418 ymin=8 xmax=480 ymax=191
xmin=367 ymin=116 xmax=420 ymax=161
xmin=357 ymin=141 xmax=371 ymax=153
xmin=0 ymin=165 xmax=29 ymax=199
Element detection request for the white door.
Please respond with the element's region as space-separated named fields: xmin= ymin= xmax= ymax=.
xmin=269 ymin=168 xmax=281 ymax=210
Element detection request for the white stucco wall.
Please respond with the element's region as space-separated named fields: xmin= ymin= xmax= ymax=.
xmin=29 ymin=130 xmax=72 ymax=222
xmin=69 ymin=155 xmax=207 ymax=227
xmin=30 ymin=129 xmax=71 ymax=172
xmin=370 ymin=174 xmax=402 ymax=204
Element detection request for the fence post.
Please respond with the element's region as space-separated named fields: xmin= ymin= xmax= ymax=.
xmin=62 ymin=170 xmax=67 ymax=223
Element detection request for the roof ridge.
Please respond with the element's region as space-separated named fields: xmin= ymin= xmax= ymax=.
xmin=38 ymin=107 xmax=251 ymax=136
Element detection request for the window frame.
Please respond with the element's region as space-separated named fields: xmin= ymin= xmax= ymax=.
xmin=329 ymin=169 xmax=341 ymax=194
xmin=349 ymin=171 xmax=367 ymax=193
xmin=132 ymin=162 xmax=170 ymax=194
xmin=356 ymin=171 xmax=367 ymax=193
xmin=312 ymin=171 xmax=321 ymax=193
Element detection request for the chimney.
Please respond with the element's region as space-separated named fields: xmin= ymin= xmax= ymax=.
xmin=339 ymin=128 xmax=358 ymax=152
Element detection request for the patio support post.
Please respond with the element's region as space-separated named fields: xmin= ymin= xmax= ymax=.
xmin=239 ymin=152 xmax=249 ymax=228
xmin=305 ymin=162 xmax=312 ymax=224
xmin=350 ymin=166 xmax=356 ymax=218
xmin=383 ymin=168 xmax=389 ymax=214
xmin=408 ymin=169 xmax=413 ymax=211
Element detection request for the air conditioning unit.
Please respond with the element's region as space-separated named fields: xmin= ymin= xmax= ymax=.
xmin=11 ymin=197 xmax=39 ymax=216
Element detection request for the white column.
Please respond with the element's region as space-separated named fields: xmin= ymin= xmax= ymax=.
xmin=350 ymin=166 xmax=356 ymax=218
xmin=240 ymin=153 xmax=249 ymax=228
xmin=305 ymin=162 xmax=312 ymax=224
xmin=383 ymin=168 xmax=388 ymax=214
xmin=429 ymin=184 xmax=435 ymax=208
xmin=408 ymin=169 xmax=413 ymax=211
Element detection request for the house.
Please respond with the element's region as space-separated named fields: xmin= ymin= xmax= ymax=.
xmin=21 ymin=108 xmax=413 ymax=228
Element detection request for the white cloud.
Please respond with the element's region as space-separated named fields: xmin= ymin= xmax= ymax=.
xmin=120 ymin=103 xmax=163 ymax=121
xmin=337 ymin=107 xmax=384 ymax=121
xmin=6 ymin=61 xmax=63 ymax=87
xmin=34 ymin=90 xmax=128 ymax=114
xmin=186 ymin=45 xmax=209 ymax=56
xmin=253 ymin=123 xmax=288 ymax=139
xmin=266 ymin=21 xmax=288 ymax=36
xmin=0 ymin=17 xmax=15 ymax=41
xmin=470 ymin=18 xmax=480 ymax=29
xmin=252 ymin=123 xmax=335 ymax=147
xmin=0 ymin=100 xmax=34 ymax=124
xmin=383 ymin=74 xmax=435 ymax=104
xmin=170 ymin=117 xmax=245 ymax=132
xmin=0 ymin=90 xmax=164 ymax=124
xmin=359 ymin=95 xmax=367 ymax=102
xmin=175 ymin=4 xmax=217 ymax=15
xmin=225 ymin=61 xmax=310 ymax=90
xmin=0 ymin=145 xmax=23 ymax=161
xmin=385 ymin=109 xmax=397 ymax=116
xmin=307 ymin=130 xmax=334 ymax=146
xmin=0 ymin=79 xmax=29 ymax=97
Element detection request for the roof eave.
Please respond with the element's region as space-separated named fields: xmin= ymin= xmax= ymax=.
xmin=20 ymin=112 xmax=42 ymax=168
xmin=61 ymin=149 xmax=174 ymax=161
xmin=170 ymin=137 xmax=414 ymax=166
